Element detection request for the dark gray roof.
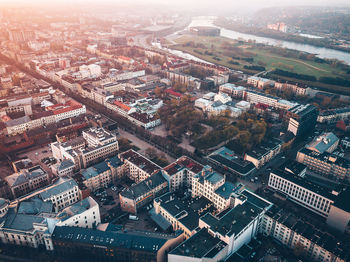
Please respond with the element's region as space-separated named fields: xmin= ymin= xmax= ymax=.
xmin=170 ymin=228 xmax=227 ymax=258
xmin=52 ymin=226 xmax=171 ymax=253
xmin=246 ymin=138 xmax=282 ymax=160
xmin=208 ymin=147 xmax=255 ymax=176
xmin=3 ymin=212 xmax=45 ymax=232
xmin=154 ymin=193 xmax=213 ymax=232
xmin=120 ymin=170 xmax=167 ymax=200
xmin=40 ymin=178 xmax=77 ymax=201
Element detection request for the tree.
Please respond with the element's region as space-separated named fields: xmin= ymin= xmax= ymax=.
xmin=238 ymin=131 xmax=251 ymax=146
xmin=118 ymin=137 xmax=132 ymax=152
xmin=145 ymin=147 xmax=157 ymax=159
xmin=154 ymin=86 xmax=163 ymax=98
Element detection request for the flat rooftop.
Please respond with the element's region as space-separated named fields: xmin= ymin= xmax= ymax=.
xmin=169 ymin=228 xmax=227 ymax=259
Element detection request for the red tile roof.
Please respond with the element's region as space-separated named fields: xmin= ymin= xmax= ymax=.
xmin=114 ymin=101 xmax=131 ymax=112
xmin=165 ymin=89 xmax=182 ymax=98
xmin=164 ymin=156 xmax=203 ymax=176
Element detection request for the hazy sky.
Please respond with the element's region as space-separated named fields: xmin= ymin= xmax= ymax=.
xmin=1 ymin=0 xmax=350 ymax=7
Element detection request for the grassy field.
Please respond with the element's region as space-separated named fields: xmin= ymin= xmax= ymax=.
xmin=171 ymin=35 xmax=347 ymax=79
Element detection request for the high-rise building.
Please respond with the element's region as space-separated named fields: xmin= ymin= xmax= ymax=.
xmin=286 ymin=104 xmax=318 ymax=137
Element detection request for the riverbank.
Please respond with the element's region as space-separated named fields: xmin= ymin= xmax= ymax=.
xmin=214 ymin=19 xmax=350 ymax=55
xmin=169 ymin=35 xmax=350 ymax=95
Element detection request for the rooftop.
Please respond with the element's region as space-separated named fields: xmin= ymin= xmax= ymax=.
xmin=40 ymin=178 xmax=78 ymax=201
xmin=169 ymin=228 xmax=227 ymax=258
xmin=164 ymin=156 xmax=203 ymax=177
xmin=306 ymin=132 xmax=339 ymax=154
xmin=154 ymin=193 xmax=213 ymax=232
xmin=119 ymin=149 xmax=161 ymax=176
xmin=56 ymin=197 xmax=96 ymax=222
xmin=120 ymin=170 xmax=167 ymax=200
xmin=246 ymin=138 xmax=282 ymax=160
xmin=208 ymin=147 xmax=255 ymax=176
xmin=5 ymin=166 xmax=47 ymax=187
xmin=52 ymin=225 xmax=172 ymax=253
xmin=299 ymin=147 xmax=350 ymax=169
xmin=200 ymin=200 xmax=263 ymax=237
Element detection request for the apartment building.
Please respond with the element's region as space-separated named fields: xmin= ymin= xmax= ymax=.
xmin=163 ymin=156 xmax=204 ymax=192
xmin=39 ymin=178 xmax=81 ymax=212
xmin=247 ymin=76 xmax=274 ymax=89
xmin=219 ymin=83 xmax=246 ymax=98
xmin=274 ymin=81 xmax=307 ymax=96
xmin=296 ymin=148 xmax=350 ymax=182
xmin=119 ymin=149 xmax=161 ymax=183
xmin=244 ymin=90 xmax=297 ymax=111
xmin=154 ymin=192 xmax=213 ymax=238
xmin=244 ymin=138 xmax=282 ymax=168
xmin=119 ymin=170 xmax=168 ymax=214
xmin=52 ymin=128 xmax=119 ymax=170
xmin=81 ymin=156 xmax=123 ymax=192
xmin=317 ymin=107 xmax=350 ymax=124
xmin=268 ymin=170 xmax=337 ymax=217
xmin=261 ymin=206 xmax=347 ymax=262
xmin=4 ymin=100 xmax=86 ymax=135
xmin=54 ymin=197 xmax=101 ymax=229
xmin=192 ymin=166 xmax=245 ymax=212
xmin=5 ymin=165 xmax=50 ymax=198
xmin=327 ymin=188 xmax=350 ymax=233
xmin=168 ymin=190 xmax=273 ymax=261
xmin=0 ymin=196 xmax=100 ymax=251
xmin=51 ymin=224 xmax=183 ymax=262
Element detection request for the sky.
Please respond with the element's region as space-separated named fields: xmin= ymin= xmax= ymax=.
xmin=1 ymin=0 xmax=349 ymax=15
xmin=1 ymin=0 xmax=350 ymax=7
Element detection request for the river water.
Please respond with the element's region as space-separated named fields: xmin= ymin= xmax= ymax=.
xmin=188 ymin=17 xmax=350 ymax=65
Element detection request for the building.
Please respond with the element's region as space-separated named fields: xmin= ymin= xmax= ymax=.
xmin=51 ymin=128 xmax=119 ymax=170
xmin=247 ymin=77 xmax=274 ymax=89
xmin=0 ymin=194 xmax=100 ymax=251
xmin=274 ymin=81 xmax=307 ymax=96
xmin=327 ymin=188 xmax=350 ymax=233
xmin=119 ymin=170 xmax=168 ymax=214
xmin=198 ymin=190 xmax=272 ymax=255
xmin=39 ymin=178 xmax=81 ymax=212
xmin=208 ymin=147 xmax=256 ymax=177
xmin=219 ymin=83 xmax=246 ymax=98
xmin=306 ymin=132 xmax=339 ymax=154
xmin=268 ymin=169 xmax=338 ymax=218
xmin=54 ymin=197 xmax=100 ymax=229
xmin=317 ymin=107 xmax=350 ymax=124
xmin=192 ymin=166 xmax=245 ymax=212
xmin=119 ymin=149 xmax=161 ymax=183
xmin=81 ymin=156 xmax=123 ymax=192
xmin=261 ymin=206 xmax=348 ymax=262
xmin=154 ymin=192 xmax=214 ymax=238
xmin=51 ymin=225 xmax=184 ymax=262
xmin=168 ymin=228 xmax=228 ymax=262
xmin=244 ymin=138 xmax=282 ymax=168
xmin=163 ymin=156 xmax=204 ymax=192
xmin=296 ymin=148 xmax=350 ymax=182
xmin=214 ymin=92 xmax=232 ymax=104
xmin=244 ymin=90 xmax=297 ymax=111
xmin=5 ymin=165 xmax=50 ymax=198
xmin=286 ymin=104 xmax=318 ymax=137
xmin=168 ymin=190 xmax=273 ymax=261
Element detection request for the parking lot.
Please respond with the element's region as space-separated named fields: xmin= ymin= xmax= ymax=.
xmin=14 ymin=144 xmax=55 ymax=178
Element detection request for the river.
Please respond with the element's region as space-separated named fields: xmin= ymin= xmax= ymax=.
xmin=188 ymin=17 xmax=350 ymax=65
